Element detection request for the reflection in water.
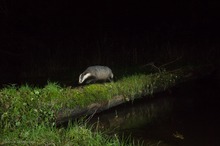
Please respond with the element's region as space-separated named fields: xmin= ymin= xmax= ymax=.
xmin=90 ymin=97 xmax=174 ymax=132
xmin=89 ymin=96 xmax=176 ymax=146
xmin=89 ymin=78 xmax=220 ymax=146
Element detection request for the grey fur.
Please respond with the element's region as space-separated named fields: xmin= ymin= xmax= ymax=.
xmin=79 ymin=66 xmax=114 ymax=84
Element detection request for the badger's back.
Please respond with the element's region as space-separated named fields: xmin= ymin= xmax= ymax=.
xmin=86 ymin=66 xmax=113 ymax=80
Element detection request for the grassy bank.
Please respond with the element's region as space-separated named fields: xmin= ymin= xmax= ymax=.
xmin=0 ymin=83 xmax=135 ymax=145
xmin=0 ymin=65 xmax=206 ymax=145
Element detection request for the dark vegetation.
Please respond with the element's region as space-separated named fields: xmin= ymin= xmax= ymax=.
xmin=0 ymin=1 xmax=219 ymax=87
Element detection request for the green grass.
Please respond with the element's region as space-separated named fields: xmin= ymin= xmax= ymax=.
xmin=0 ymin=69 xmax=181 ymax=145
xmin=1 ymin=122 xmax=135 ymax=146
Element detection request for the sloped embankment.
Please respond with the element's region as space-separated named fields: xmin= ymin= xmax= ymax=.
xmin=56 ymin=64 xmax=214 ymax=125
xmin=0 ymin=65 xmax=214 ymax=130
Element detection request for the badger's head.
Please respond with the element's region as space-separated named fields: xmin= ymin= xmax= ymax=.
xmin=79 ymin=72 xmax=92 ymax=84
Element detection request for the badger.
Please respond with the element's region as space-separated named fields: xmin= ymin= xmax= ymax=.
xmin=79 ymin=65 xmax=114 ymax=84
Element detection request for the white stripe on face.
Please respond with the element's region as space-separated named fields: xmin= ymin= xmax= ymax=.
xmin=79 ymin=73 xmax=91 ymax=84
xmin=79 ymin=74 xmax=83 ymax=83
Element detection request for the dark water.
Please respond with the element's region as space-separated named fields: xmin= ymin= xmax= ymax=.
xmin=89 ymin=77 xmax=220 ymax=146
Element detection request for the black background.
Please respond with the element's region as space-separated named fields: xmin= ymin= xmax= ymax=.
xmin=0 ymin=0 xmax=219 ymax=85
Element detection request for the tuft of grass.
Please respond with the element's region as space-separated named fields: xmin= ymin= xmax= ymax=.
xmin=1 ymin=122 xmax=137 ymax=146
xmin=114 ymin=71 xmax=178 ymax=101
xmin=0 ymin=83 xmax=59 ymax=130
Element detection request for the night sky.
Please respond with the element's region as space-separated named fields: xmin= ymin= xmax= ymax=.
xmin=0 ymin=0 xmax=219 ymax=85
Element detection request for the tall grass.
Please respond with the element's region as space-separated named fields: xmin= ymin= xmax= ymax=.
xmin=1 ymin=122 xmax=135 ymax=146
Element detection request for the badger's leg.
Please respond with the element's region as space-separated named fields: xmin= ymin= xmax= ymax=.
xmin=108 ymin=77 xmax=113 ymax=82
xmin=86 ymin=79 xmax=94 ymax=84
xmin=86 ymin=78 xmax=97 ymax=84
